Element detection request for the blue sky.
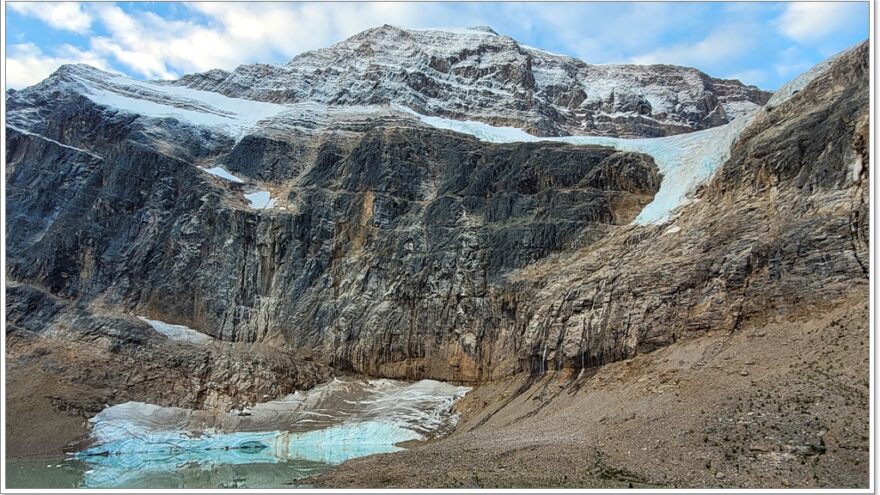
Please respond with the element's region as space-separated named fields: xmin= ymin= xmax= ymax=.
xmin=6 ymin=2 xmax=869 ymax=90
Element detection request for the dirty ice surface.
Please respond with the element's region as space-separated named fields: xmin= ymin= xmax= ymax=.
xmin=137 ymin=316 xmax=213 ymax=345
xmin=74 ymin=379 xmax=470 ymax=488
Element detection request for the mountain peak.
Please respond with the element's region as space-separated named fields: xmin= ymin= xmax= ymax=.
xmin=30 ymin=25 xmax=770 ymax=140
xmin=180 ymin=25 xmax=771 ymax=138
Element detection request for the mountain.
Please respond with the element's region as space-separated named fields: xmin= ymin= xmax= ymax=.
xmin=4 ymin=25 xmax=868 ymax=488
xmin=168 ymin=25 xmax=770 ymax=138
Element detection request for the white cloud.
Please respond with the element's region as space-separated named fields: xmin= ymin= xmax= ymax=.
xmin=9 ymin=2 xmax=461 ymax=82
xmin=776 ymin=3 xmax=866 ymax=43
xmin=6 ymin=43 xmax=110 ymax=89
xmin=62 ymin=2 xmax=441 ymax=80
xmin=629 ymin=24 xmax=759 ymax=69
xmin=725 ymin=69 xmax=770 ymax=88
xmin=8 ymin=2 xmax=92 ymax=33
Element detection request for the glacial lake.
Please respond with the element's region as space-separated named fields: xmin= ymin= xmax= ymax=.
xmin=6 ymin=379 xmax=470 ymax=489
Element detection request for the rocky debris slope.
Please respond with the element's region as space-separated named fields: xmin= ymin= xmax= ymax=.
xmin=311 ymin=294 xmax=868 ymax=488
xmin=6 ymin=283 xmax=329 ymax=412
xmin=170 ymin=25 xmax=770 ymax=137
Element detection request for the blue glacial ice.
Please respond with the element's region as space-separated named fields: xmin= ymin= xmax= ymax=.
xmin=74 ymin=379 xmax=470 ymax=488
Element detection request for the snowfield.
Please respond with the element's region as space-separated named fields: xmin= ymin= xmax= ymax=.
xmin=63 ymin=66 xmax=290 ymax=139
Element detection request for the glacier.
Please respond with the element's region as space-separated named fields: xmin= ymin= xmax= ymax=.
xmin=60 ymin=65 xmax=290 ymax=139
xmin=397 ymin=105 xmax=757 ymax=224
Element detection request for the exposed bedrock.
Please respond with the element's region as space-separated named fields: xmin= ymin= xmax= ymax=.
xmin=514 ymin=42 xmax=869 ymax=375
xmin=7 ymin=113 xmax=660 ymax=383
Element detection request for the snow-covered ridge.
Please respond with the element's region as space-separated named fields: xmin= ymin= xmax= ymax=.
xmin=54 ymin=65 xmax=290 ymax=139
xmin=407 ymin=25 xmax=498 ymax=36
xmin=162 ymin=24 xmax=769 ymax=139
xmin=15 ymin=23 xmax=770 ymax=142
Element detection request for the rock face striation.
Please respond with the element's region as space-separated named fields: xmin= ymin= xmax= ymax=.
xmin=4 ymin=24 xmax=868 ymax=453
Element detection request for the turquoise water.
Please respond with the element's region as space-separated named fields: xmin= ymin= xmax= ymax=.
xmin=6 ymin=456 xmax=330 ymax=489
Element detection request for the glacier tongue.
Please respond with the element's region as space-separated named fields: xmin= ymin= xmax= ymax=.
xmin=398 ymin=105 xmax=758 ymax=224
xmin=75 ymin=379 xmax=470 ymax=488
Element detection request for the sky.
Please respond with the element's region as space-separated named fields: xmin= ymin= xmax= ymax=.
xmin=5 ymin=2 xmax=870 ymax=91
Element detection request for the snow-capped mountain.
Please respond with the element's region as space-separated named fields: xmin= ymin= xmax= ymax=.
xmin=167 ymin=25 xmax=770 ymax=137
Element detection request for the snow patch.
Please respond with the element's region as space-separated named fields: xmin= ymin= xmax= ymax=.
xmin=137 ymin=317 xmax=213 ymax=345
xmin=244 ymin=191 xmax=276 ymax=209
xmin=200 ymin=166 xmax=244 ymax=183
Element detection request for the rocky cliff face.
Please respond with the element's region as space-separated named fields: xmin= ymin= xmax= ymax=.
xmin=4 ymin=27 xmax=867 ymax=424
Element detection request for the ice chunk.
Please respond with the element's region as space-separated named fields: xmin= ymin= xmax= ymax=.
xmin=77 ymin=422 xmax=410 ymax=487
xmin=137 ymin=317 xmax=213 ymax=345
